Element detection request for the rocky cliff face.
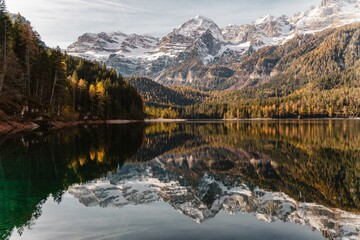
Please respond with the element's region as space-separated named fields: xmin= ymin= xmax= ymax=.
xmin=66 ymin=0 xmax=360 ymax=90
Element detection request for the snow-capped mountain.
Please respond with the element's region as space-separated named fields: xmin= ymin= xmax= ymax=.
xmin=69 ymin=157 xmax=360 ymax=240
xmin=67 ymin=32 xmax=159 ymax=61
xmin=222 ymin=15 xmax=294 ymax=49
xmin=66 ymin=0 xmax=360 ymax=89
xmin=160 ymin=15 xmax=225 ymax=54
xmin=221 ymin=0 xmax=360 ymax=50
xmin=295 ymin=0 xmax=360 ymax=32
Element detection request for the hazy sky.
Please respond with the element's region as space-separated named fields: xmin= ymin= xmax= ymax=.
xmin=6 ymin=0 xmax=320 ymax=48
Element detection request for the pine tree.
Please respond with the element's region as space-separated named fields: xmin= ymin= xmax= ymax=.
xmin=0 ymin=0 xmax=9 ymax=95
xmin=0 ymin=8 xmax=144 ymax=120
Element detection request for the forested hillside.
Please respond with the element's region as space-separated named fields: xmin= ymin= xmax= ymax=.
xmin=237 ymin=24 xmax=360 ymax=97
xmin=128 ymin=76 xmax=211 ymax=119
xmin=132 ymin=23 xmax=360 ymax=119
xmin=127 ymin=76 xmax=205 ymax=107
xmin=0 ymin=1 xmax=144 ymax=124
xmin=219 ymin=23 xmax=360 ymax=119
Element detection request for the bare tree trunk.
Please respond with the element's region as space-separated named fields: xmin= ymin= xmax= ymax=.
xmin=0 ymin=73 xmax=4 ymax=95
xmin=26 ymin=34 xmax=30 ymax=97
xmin=73 ymin=88 xmax=76 ymax=111
xmin=35 ymin=76 xmax=39 ymax=98
xmin=50 ymin=69 xmax=57 ymax=105
xmin=3 ymin=22 xmax=5 ymax=63
xmin=22 ymin=73 xmax=26 ymax=98
xmin=57 ymin=96 xmax=60 ymax=117
xmin=0 ymin=22 xmax=7 ymax=95
xmin=40 ymin=84 xmax=43 ymax=102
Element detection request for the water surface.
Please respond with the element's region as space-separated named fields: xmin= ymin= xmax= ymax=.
xmin=0 ymin=120 xmax=359 ymax=240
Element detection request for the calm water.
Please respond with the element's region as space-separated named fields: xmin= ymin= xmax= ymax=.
xmin=0 ymin=120 xmax=359 ymax=240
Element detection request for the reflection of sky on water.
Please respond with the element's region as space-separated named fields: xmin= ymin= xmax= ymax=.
xmin=10 ymin=193 xmax=324 ymax=240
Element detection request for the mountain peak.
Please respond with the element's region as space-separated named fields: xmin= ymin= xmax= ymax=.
xmin=174 ymin=15 xmax=223 ymax=40
xmin=194 ymin=15 xmax=214 ymax=22
xmin=254 ymin=14 xmax=275 ymax=25
xmin=184 ymin=15 xmax=217 ymax=28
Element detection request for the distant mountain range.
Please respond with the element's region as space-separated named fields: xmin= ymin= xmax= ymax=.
xmin=67 ymin=0 xmax=360 ymax=90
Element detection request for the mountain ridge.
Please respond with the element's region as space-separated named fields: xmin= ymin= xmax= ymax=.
xmin=67 ymin=0 xmax=360 ymax=90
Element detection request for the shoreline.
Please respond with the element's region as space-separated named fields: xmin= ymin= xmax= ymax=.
xmin=0 ymin=119 xmax=137 ymax=134
xmin=146 ymin=117 xmax=360 ymax=122
xmin=1 ymin=117 xmax=359 ymax=134
xmin=0 ymin=121 xmax=40 ymax=134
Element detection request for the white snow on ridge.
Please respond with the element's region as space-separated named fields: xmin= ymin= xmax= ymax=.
xmin=217 ymin=41 xmax=250 ymax=57
xmin=175 ymin=15 xmax=225 ymax=41
xmin=295 ymin=0 xmax=360 ymax=33
xmin=66 ymin=0 xmax=360 ymax=71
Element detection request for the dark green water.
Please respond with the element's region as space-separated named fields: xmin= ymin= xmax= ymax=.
xmin=0 ymin=120 xmax=359 ymax=240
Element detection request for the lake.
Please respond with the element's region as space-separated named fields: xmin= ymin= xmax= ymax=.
xmin=0 ymin=120 xmax=359 ymax=240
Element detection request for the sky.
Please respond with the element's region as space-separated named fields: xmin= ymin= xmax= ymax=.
xmin=6 ymin=0 xmax=320 ymax=48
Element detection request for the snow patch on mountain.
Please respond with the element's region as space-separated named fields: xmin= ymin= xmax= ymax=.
xmin=66 ymin=0 xmax=360 ymax=86
xmin=67 ymin=32 xmax=162 ymax=61
xmin=175 ymin=15 xmax=225 ymax=41
xmin=294 ymin=0 xmax=360 ymax=33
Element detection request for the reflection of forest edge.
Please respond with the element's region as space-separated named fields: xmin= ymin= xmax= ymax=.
xmin=0 ymin=124 xmax=145 ymax=240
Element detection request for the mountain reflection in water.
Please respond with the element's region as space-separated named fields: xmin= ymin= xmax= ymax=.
xmin=0 ymin=120 xmax=359 ymax=240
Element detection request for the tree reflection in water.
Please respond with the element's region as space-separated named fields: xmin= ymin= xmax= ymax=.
xmin=0 ymin=124 xmax=145 ymax=239
xmin=0 ymin=120 xmax=359 ymax=239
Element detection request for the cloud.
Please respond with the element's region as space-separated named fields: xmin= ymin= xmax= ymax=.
xmin=6 ymin=0 xmax=320 ymax=48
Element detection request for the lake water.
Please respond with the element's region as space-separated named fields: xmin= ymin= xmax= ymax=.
xmin=0 ymin=120 xmax=359 ymax=240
